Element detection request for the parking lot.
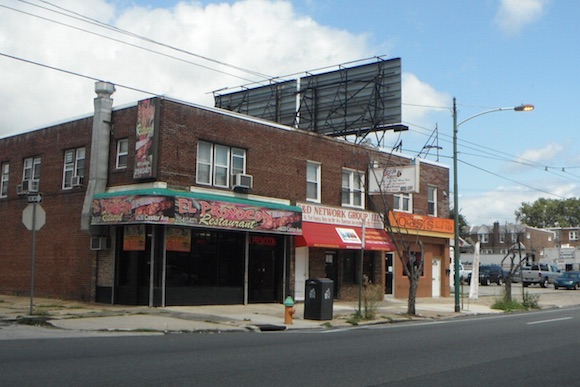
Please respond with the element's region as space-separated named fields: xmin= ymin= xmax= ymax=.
xmin=456 ymin=281 xmax=580 ymax=308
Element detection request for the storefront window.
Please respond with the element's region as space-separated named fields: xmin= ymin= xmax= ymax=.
xmin=166 ymin=231 xmax=244 ymax=288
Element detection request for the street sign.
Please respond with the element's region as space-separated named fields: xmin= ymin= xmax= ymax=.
xmin=27 ymin=193 xmax=42 ymax=203
xmin=22 ymin=203 xmax=46 ymax=231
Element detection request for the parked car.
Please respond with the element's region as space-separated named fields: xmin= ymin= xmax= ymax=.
xmin=459 ymin=263 xmax=472 ymax=284
xmin=522 ymin=263 xmax=562 ymax=288
xmin=553 ymin=271 xmax=580 ymax=290
xmin=467 ymin=265 xmax=504 ymax=286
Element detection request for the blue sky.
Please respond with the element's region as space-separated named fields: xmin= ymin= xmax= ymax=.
xmin=1 ymin=0 xmax=576 ymax=227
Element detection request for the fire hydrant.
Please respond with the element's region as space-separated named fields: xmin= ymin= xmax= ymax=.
xmin=283 ymin=296 xmax=295 ymax=325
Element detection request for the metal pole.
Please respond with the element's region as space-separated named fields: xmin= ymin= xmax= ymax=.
xmin=29 ymin=202 xmax=37 ymax=315
xmin=358 ymin=222 xmax=366 ymax=316
xmin=453 ymin=97 xmax=461 ymax=312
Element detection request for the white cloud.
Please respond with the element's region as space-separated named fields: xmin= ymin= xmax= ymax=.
xmin=402 ymin=73 xmax=450 ymax=125
xmin=494 ymin=0 xmax=549 ymax=35
xmin=461 ymin=180 xmax=579 ymax=226
xmin=516 ymin=143 xmax=563 ymax=163
xmin=0 ymin=0 xmax=375 ymax=137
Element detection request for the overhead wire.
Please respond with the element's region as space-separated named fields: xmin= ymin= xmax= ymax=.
xmin=3 ymin=1 xmax=580 ymax=199
xmin=2 ymin=1 xmax=267 ymax=84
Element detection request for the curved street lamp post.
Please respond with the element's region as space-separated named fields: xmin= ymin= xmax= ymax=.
xmin=453 ymin=98 xmax=534 ymax=312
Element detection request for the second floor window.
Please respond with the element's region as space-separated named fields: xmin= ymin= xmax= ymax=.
xmin=62 ymin=147 xmax=85 ymax=189
xmin=306 ymin=161 xmax=321 ymax=202
xmin=341 ymin=168 xmax=364 ymax=208
xmin=427 ymin=186 xmax=437 ymax=216
xmin=499 ymin=233 xmax=505 ymax=243
xmin=116 ymin=138 xmax=128 ymax=169
xmin=0 ymin=162 xmax=8 ymax=198
xmin=393 ymin=193 xmax=412 ymax=213
xmin=479 ymin=233 xmax=489 ymax=243
xmin=23 ymin=156 xmax=41 ymax=181
xmin=196 ymin=141 xmax=246 ymax=188
xmin=570 ymin=231 xmax=578 ymax=241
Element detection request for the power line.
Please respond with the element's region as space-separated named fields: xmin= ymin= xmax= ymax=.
xmin=0 ymin=51 xmax=156 ymax=96
xmin=2 ymin=1 xmax=264 ymax=84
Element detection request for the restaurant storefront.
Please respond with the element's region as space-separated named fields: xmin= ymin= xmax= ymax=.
xmin=388 ymin=211 xmax=453 ymax=299
xmin=91 ymin=188 xmax=302 ymax=306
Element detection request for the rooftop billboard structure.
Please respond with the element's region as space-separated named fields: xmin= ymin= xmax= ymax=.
xmin=214 ymin=57 xmax=404 ymax=141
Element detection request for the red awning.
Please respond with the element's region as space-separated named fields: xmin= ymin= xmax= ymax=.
xmin=296 ymin=222 xmax=394 ymax=251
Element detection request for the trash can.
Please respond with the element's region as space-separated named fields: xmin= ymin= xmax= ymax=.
xmin=304 ymin=278 xmax=334 ymax=320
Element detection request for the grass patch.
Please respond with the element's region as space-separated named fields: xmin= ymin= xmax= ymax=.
xmin=16 ymin=316 xmax=53 ymax=328
xmin=491 ymin=291 xmax=540 ymax=312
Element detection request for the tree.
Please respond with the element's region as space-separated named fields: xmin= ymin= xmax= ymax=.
xmin=449 ymin=208 xmax=470 ymax=239
xmin=500 ymin=234 xmax=528 ymax=302
xmin=516 ymin=197 xmax=580 ymax=227
xmin=368 ymin=163 xmax=425 ymax=316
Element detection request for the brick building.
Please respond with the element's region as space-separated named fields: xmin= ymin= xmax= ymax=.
xmin=0 ymin=82 xmax=452 ymax=306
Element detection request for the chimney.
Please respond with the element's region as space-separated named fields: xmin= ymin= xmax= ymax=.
xmin=81 ymin=82 xmax=116 ymax=231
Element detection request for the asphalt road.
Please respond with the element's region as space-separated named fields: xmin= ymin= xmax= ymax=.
xmin=1 ymin=306 xmax=579 ymax=386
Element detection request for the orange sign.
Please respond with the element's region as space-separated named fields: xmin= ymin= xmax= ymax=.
xmin=389 ymin=211 xmax=454 ymax=234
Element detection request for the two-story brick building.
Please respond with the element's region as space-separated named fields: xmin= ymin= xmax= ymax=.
xmin=0 ymin=82 xmax=452 ymax=306
xmin=463 ymin=222 xmax=555 ymax=267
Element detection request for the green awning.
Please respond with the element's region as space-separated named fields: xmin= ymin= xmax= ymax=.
xmin=91 ymin=188 xmax=302 ymax=235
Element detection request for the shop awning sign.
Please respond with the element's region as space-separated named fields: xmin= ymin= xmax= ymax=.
xmin=91 ymin=188 xmax=302 ymax=235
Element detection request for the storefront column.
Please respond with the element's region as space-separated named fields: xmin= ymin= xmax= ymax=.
xmin=148 ymin=226 xmax=155 ymax=308
xmin=161 ymin=227 xmax=167 ymax=307
xmin=243 ymin=232 xmax=250 ymax=305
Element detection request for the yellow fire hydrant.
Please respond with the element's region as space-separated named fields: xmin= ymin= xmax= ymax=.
xmin=283 ymin=296 xmax=295 ymax=325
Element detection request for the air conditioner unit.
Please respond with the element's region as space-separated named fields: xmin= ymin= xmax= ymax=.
xmin=27 ymin=179 xmax=39 ymax=193
xmin=16 ymin=183 xmax=26 ymax=196
xmin=17 ymin=179 xmax=39 ymax=194
xmin=71 ymin=175 xmax=84 ymax=187
xmin=232 ymin=173 xmax=253 ymax=191
xmin=90 ymin=236 xmax=110 ymax=251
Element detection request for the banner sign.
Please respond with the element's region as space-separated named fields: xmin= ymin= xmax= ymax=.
xmin=298 ymin=202 xmax=384 ymax=229
xmin=123 ymin=225 xmax=146 ymax=251
xmin=166 ymin=227 xmax=192 ymax=252
xmin=369 ymin=163 xmax=419 ymax=194
xmin=133 ymin=98 xmax=159 ymax=179
xmin=92 ymin=194 xmax=302 ymax=235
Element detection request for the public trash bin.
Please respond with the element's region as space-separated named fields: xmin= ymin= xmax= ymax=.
xmin=303 ymin=278 xmax=334 ymax=320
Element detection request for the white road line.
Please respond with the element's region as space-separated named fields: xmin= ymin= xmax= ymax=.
xmin=527 ymin=317 xmax=573 ymax=325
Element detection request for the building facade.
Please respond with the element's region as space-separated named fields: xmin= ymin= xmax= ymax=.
xmin=0 ymin=83 xmax=452 ymax=306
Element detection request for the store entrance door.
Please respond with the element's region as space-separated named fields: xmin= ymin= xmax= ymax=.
xmin=325 ymin=251 xmax=338 ymax=298
xmin=248 ymin=235 xmax=283 ymax=303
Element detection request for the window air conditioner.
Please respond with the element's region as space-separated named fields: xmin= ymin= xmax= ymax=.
xmin=71 ymin=175 xmax=84 ymax=187
xmin=27 ymin=179 xmax=40 ymax=193
xmin=232 ymin=173 xmax=253 ymax=191
xmin=90 ymin=236 xmax=110 ymax=251
xmin=16 ymin=183 xmax=26 ymax=196
xmin=17 ymin=179 xmax=39 ymax=194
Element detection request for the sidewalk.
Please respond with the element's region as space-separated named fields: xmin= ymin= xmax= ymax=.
xmin=0 ymin=293 xmax=505 ymax=338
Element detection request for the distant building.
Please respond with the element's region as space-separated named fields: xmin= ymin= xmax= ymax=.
xmin=544 ymin=227 xmax=580 ymax=271
xmin=462 ymin=222 xmax=555 ymax=267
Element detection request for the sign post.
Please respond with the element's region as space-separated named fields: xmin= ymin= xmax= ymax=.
xmin=22 ymin=194 xmax=45 ymax=315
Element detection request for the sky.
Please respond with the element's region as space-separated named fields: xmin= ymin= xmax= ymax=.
xmin=1 ymin=0 xmax=577 ymax=227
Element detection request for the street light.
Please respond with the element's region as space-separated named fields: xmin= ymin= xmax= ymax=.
xmin=453 ymin=98 xmax=534 ymax=312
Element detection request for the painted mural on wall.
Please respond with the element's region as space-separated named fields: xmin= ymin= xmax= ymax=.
xmin=91 ymin=194 xmax=302 ymax=235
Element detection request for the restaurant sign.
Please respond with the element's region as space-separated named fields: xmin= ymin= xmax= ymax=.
xmin=389 ymin=211 xmax=454 ymax=234
xmin=91 ymin=194 xmax=302 ymax=235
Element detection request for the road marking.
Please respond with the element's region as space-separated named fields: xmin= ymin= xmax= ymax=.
xmin=527 ymin=317 xmax=572 ymax=325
